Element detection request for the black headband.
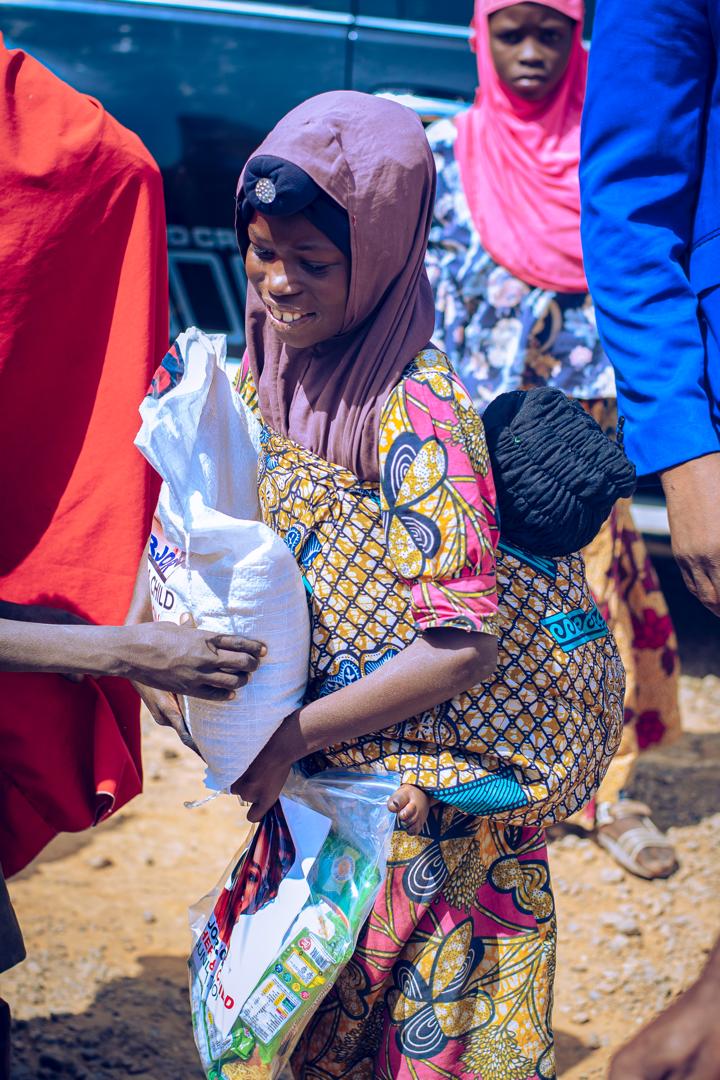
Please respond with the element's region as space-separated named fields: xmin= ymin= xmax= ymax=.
xmin=236 ymin=154 xmax=351 ymax=260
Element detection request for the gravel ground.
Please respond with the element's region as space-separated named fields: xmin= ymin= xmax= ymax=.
xmin=4 ymin=558 xmax=720 ymax=1079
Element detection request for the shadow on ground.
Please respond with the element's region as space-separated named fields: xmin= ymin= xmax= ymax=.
xmin=555 ymin=1028 xmax=597 ymax=1074
xmin=10 ymin=956 xmax=201 ymax=1080
xmin=13 ymin=811 xmax=138 ymax=883
xmin=626 ymin=731 xmax=720 ymax=831
xmin=9 ymin=954 xmax=594 ymax=1079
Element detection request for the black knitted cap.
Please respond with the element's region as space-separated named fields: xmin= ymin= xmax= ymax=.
xmin=236 ymin=154 xmax=351 ymax=260
xmin=482 ymin=387 xmax=637 ymax=557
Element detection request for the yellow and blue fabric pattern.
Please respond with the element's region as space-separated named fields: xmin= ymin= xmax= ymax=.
xmin=236 ymin=348 xmax=624 ymax=826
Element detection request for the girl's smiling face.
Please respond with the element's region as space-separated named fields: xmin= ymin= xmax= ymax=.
xmin=245 ymin=212 xmax=350 ymax=348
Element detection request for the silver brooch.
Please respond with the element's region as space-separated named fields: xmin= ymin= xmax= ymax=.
xmin=255 ymin=177 xmax=277 ymax=205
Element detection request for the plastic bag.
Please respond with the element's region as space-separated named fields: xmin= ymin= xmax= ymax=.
xmin=135 ymin=327 xmax=310 ymax=790
xmin=188 ymin=769 xmax=398 ymax=1080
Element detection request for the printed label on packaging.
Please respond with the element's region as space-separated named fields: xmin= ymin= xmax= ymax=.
xmin=285 ymin=950 xmax=321 ymax=987
xmin=240 ymin=975 xmax=301 ymax=1045
xmin=147 ymin=521 xmax=186 ymax=623
xmin=303 ymin=935 xmax=333 ymax=973
xmin=206 ymin=1022 xmax=233 ymax=1061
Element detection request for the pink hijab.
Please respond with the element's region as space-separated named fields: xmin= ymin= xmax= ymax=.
xmin=455 ymin=0 xmax=587 ymax=292
xmin=239 ymin=91 xmax=436 ymax=482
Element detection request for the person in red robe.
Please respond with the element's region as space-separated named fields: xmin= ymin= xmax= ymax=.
xmin=0 ymin=33 xmax=168 ymax=879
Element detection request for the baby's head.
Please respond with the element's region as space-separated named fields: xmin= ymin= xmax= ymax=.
xmin=482 ymin=387 xmax=636 ymax=557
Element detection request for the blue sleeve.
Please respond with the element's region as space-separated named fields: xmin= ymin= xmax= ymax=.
xmin=580 ymin=0 xmax=719 ymax=475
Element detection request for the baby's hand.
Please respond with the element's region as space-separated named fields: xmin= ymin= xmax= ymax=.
xmin=388 ymin=784 xmax=433 ymax=836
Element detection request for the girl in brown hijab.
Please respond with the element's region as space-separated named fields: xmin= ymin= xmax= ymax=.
xmin=231 ymin=91 xmax=561 ymax=1077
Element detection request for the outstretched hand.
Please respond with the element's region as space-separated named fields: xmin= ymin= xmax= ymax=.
xmin=135 ymin=682 xmax=200 ymax=755
xmin=134 ymin=682 xmax=201 ymax=760
xmin=122 ymin=617 xmax=266 ymax=698
xmin=129 ymin=616 xmax=266 ymax=756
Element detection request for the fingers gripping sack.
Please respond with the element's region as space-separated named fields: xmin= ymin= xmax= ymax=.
xmin=135 ymin=328 xmax=310 ymax=789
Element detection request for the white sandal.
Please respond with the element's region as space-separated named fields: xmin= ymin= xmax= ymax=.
xmin=595 ymin=799 xmax=679 ymax=880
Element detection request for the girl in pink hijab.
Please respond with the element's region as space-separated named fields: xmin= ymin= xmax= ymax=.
xmin=458 ymin=0 xmax=587 ymax=292
xmin=426 ymin=0 xmax=682 ymax=880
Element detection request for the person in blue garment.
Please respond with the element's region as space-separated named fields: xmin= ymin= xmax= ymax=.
xmin=580 ymin=0 xmax=720 ymax=620
xmin=582 ymin=0 xmax=720 ymax=1075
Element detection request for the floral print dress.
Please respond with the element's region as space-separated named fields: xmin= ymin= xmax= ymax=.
xmin=427 ymin=119 xmax=615 ymax=409
xmin=426 ymin=119 xmax=681 ymax=805
xmin=238 ymin=348 xmax=622 ymax=826
xmin=233 ymin=347 xmax=624 ymax=1079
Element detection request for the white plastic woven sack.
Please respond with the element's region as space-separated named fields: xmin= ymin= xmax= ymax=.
xmin=135 ymin=327 xmax=310 ymax=790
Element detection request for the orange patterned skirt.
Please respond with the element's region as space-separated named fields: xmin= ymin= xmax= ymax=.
xmin=581 ymin=400 xmax=681 ymax=805
xmin=291 ymin=810 xmax=556 ymax=1079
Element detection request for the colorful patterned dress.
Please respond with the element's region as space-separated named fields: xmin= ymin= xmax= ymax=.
xmin=235 ymin=348 xmax=622 ymax=1078
xmin=426 ymin=118 xmax=681 ymax=805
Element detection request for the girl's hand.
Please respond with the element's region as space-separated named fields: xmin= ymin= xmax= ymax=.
xmin=232 ymin=722 xmax=295 ymax=821
xmin=134 ymin=682 xmax=201 ymax=756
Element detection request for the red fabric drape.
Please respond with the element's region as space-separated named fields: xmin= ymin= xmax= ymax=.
xmin=0 ymin=37 xmax=166 ymax=876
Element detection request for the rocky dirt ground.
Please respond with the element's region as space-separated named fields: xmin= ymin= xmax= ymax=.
xmin=4 ymin=561 xmax=720 ymax=1079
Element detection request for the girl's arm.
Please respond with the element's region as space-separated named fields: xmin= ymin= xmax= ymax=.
xmin=235 ymin=626 xmax=497 ymax=820
xmin=235 ymin=359 xmax=500 ymax=819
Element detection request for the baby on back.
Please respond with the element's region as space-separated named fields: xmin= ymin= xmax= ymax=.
xmin=137 ymin=331 xmax=634 ymax=834
xmin=389 ymin=381 xmax=636 ymax=832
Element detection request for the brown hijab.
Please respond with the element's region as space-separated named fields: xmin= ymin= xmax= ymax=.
xmin=238 ymin=91 xmax=437 ymax=482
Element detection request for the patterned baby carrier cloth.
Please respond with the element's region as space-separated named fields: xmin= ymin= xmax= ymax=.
xmin=236 ymin=349 xmax=624 ymax=827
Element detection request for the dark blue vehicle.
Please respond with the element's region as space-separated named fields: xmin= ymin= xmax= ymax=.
xmin=1 ymin=1 xmax=472 ymax=352
xmin=10 ymin=4 xmax=673 ymax=535
xmin=0 ymin=0 xmax=596 ymax=356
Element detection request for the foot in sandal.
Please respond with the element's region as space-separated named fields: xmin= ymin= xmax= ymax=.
xmin=595 ymin=799 xmax=679 ymax=879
